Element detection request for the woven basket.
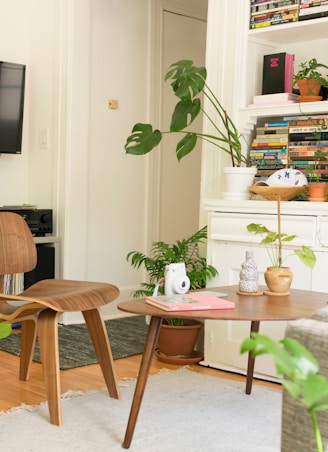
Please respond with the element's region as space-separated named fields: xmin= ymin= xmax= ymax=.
xmin=248 ymin=185 xmax=306 ymax=201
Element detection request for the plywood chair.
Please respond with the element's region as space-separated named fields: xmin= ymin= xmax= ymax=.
xmin=0 ymin=211 xmax=120 ymax=426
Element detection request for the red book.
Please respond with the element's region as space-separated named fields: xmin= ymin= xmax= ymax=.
xmin=262 ymin=52 xmax=294 ymax=95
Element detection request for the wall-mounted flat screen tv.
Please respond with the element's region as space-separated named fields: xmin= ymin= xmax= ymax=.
xmin=0 ymin=61 xmax=26 ymax=154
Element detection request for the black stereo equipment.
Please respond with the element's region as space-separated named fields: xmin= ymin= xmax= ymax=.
xmin=0 ymin=208 xmax=53 ymax=236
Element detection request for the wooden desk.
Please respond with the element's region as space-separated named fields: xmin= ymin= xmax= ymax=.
xmin=118 ymin=285 xmax=328 ymax=449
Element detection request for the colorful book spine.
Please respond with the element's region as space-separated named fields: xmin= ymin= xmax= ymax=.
xmin=252 ymin=142 xmax=288 ymax=147
xmin=289 ymin=141 xmax=328 ymax=146
xmin=289 ymin=126 xmax=328 ymax=133
xmin=289 ymin=118 xmax=328 ymax=127
xmin=264 ymin=121 xmax=289 ymax=127
xmin=289 ymin=149 xmax=328 ymax=156
xmin=289 ymin=132 xmax=328 ymax=141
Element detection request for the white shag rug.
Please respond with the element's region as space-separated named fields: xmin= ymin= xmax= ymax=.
xmin=0 ymin=367 xmax=281 ymax=451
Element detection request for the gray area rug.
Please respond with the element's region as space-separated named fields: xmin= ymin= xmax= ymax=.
xmin=0 ymin=316 xmax=148 ymax=369
xmin=0 ymin=367 xmax=282 ymax=451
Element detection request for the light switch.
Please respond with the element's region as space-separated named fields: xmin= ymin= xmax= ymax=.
xmin=39 ymin=128 xmax=49 ymax=149
xmin=108 ymin=99 xmax=119 ymax=109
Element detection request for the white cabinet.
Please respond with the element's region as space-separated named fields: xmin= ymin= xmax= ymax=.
xmin=202 ymin=200 xmax=328 ymax=380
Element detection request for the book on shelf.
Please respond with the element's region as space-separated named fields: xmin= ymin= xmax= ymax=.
xmin=248 ymin=100 xmax=298 ymax=107
xmin=255 ymin=134 xmax=289 ymax=140
xmin=289 ymin=140 xmax=328 ymax=146
xmin=145 ymin=292 xmax=235 ymax=312
xmin=250 ymin=15 xmax=298 ymax=28
xmin=256 ymin=127 xmax=289 ymax=134
xmin=262 ymin=52 xmax=294 ymax=95
xmin=250 ymin=149 xmax=287 ymax=155
xmin=298 ymin=9 xmax=328 ymax=19
xmin=289 ymin=126 xmax=328 ymax=133
xmin=300 ymin=1 xmax=328 ymax=6
xmin=284 ymin=115 xmax=328 ymax=121
xmin=252 ymin=141 xmax=288 ymax=147
xmin=289 ymin=149 xmax=328 ymax=157
xmin=252 ymin=92 xmax=300 ymax=103
xmin=289 ymin=118 xmax=328 ymax=127
xmin=299 ymin=3 xmax=328 ymax=14
xmin=249 ymin=2 xmax=299 ymax=28
xmin=289 ymin=132 xmax=328 ymax=141
xmin=251 ymin=0 xmax=299 ymax=15
xmin=264 ymin=120 xmax=289 ymax=127
xmin=253 ymin=136 xmax=288 ymax=142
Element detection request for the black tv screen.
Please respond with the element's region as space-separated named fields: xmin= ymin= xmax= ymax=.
xmin=0 ymin=61 xmax=26 ymax=154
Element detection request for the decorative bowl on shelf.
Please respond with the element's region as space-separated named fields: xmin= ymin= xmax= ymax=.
xmin=248 ymin=185 xmax=307 ymax=201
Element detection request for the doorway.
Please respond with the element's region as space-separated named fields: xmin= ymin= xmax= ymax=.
xmin=157 ymin=5 xmax=207 ymax=244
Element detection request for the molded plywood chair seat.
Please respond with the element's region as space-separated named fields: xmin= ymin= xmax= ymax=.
xmin=0 ymin=212 xmax=120 ymax=426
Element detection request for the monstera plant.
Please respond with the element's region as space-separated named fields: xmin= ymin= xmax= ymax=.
xmin=124 ymin=59 xmax=248 ymax=167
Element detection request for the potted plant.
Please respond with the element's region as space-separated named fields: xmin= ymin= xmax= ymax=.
xmin=241 ymin=333 xmax=328 ymax=452
xmin=126 ymin=225 xmax=218 ymax=362
xmin=306 ymin=150 xmax=327 ymax=202
xmin=293 ymin=58 xmax=328 ymax=102
xmin=124 ymin=59 xmax=257 ymax=198
xmin=246 ymin=199 xmax=316 ymax=294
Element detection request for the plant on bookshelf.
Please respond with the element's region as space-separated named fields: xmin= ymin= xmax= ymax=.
xmin=306 ymin=150 xmax=327 ymax=201
xmin=293 ymin=58 xmax=328 ymax=101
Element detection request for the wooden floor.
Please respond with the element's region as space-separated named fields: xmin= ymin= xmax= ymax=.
xmin=0 ymin=349 xmax=281 ymax=412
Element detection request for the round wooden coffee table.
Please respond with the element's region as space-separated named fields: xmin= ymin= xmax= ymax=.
xmin=118 ymin=285 xmax=328 ymax=449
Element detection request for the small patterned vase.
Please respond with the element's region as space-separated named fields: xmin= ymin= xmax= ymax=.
xmin=239 ymin=251 xmax=259 ymax=293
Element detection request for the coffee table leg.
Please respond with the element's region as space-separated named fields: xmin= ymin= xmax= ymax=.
xmin=122 ymin=315 xmax=162 ymax=449
xmin=245 ymin=320 xmax=260 ymax=395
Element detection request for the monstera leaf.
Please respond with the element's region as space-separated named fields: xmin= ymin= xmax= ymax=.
xmin=165 ymin=60 xmax=206 ymax=101
xmin=124 ymin=123 xmax=162 ymax=155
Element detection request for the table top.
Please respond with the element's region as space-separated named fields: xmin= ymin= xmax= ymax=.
xmin=118 ymin=285 xmax=328 ymax=321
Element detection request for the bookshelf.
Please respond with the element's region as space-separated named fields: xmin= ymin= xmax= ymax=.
xmin=200 ymin=0 xmax=328 ymax=382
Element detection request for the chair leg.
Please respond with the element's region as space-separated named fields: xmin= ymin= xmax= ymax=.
xmin=37 ymin=308 xmax=62 ymax=426
xmin=19 ymin=318 xmax=37 ymax=381
xmin=82 ymin=308 xmax=120 ymax=399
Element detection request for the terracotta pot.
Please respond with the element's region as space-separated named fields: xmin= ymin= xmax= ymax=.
xmin=297 ymin=79 xmax=322 ymax=101
xmin=157 ymin=319 xmax=202 ymax=358
xmin=264 ymin=266 xmax=293 ymax=294
xmin=307 ymin=182 xmax=327 ymax=202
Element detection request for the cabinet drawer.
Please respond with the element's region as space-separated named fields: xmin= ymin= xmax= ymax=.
xmin=208 ymin=212 xmax=317 ymax=246
xmin=316 ymin=217 xmax=328 ymax=248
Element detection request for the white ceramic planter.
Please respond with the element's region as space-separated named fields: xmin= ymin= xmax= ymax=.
xmin=223 ymin=166 xmax=257 ymax=200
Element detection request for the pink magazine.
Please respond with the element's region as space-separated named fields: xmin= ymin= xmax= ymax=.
xmin=145 ymin=292 xmax=235 ymax=312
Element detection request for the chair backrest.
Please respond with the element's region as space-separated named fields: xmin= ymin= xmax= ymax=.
xmin=0 ymin=212 xmax=37 ymax=277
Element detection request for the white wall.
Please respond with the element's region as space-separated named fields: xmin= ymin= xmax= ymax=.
xmin=0 ymin=0 xmax=207 ymax=322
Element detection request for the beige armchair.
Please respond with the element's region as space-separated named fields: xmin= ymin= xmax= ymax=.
xmin=281 ymin=305 xmax=328 ymax=451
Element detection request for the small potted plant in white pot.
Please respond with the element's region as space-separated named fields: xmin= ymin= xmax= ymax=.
xmin=124 ymin=59 xmax=257 ymax=199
